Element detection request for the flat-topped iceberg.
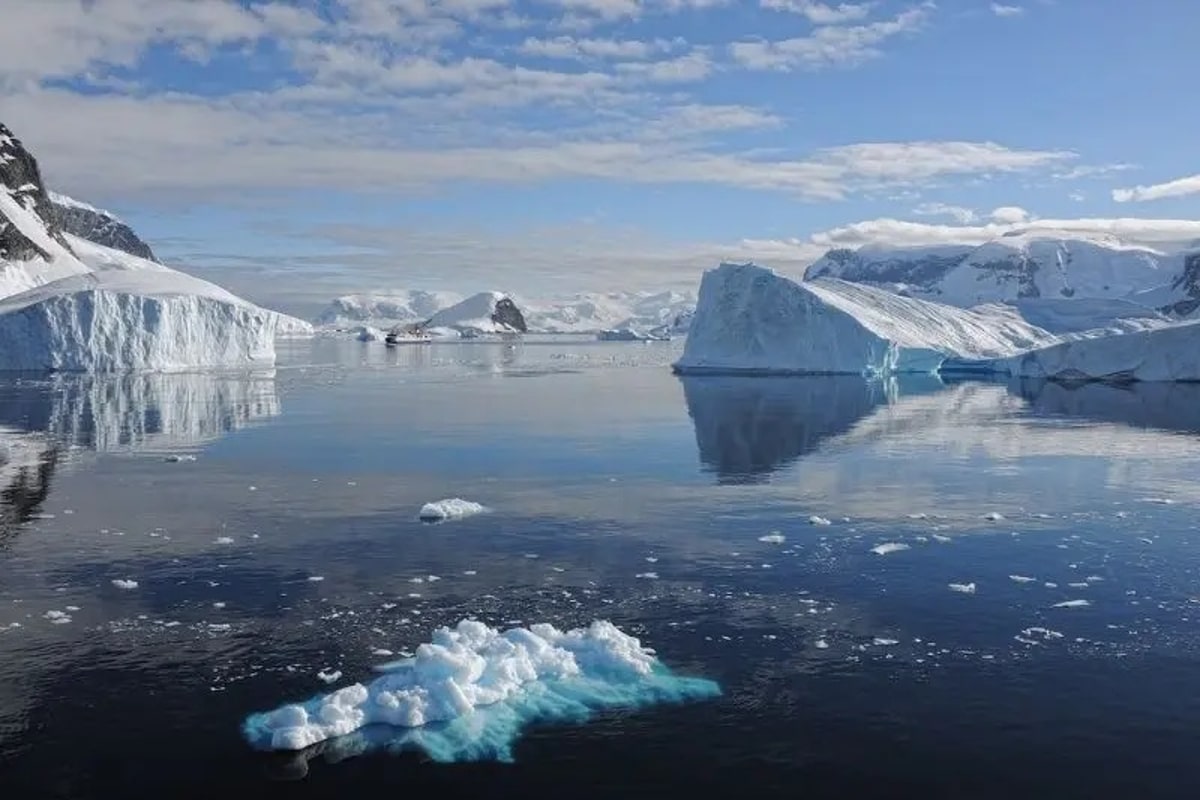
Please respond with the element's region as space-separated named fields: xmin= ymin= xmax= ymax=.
xmin=998 ymin=319 xmax=1200 ymax=382
xmin=674 ymin=263 xmax=1053 ymax=376
xmin=0 ymin=268 xmax=284 ymax=371
xmin=243 ymin=619 xmax=720 ymax=763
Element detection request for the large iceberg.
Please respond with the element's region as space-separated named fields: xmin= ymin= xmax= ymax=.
xmin=675 ymin=263 xmax=1054 ymax=376
xmin=0 ymin=268 xmax=284 ymax=371
xmin=243 ymin=619 xmax=720 ymax=763
xmin=996 ymin=319 xmax=1200 ymax=382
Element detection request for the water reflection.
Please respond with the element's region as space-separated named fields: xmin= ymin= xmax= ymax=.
xmin=0 ymin=372 xmax=280 ymax=453
xmin=1010 ymin=378 xmax=1200 ymax=434
xmin=679 ymin=375 xmax=944 ymax=483
xmin=0 ymin=430 xmax=58 ymax=546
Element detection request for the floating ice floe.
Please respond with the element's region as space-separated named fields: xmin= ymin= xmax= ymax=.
xmin=635 ymin=572 xmax=659 ymax=579
xmin=419 ymin=499 xmax=489 ymax=522
xmin=1053 ymin=599 xmax=1090 ymax=608
xmin=948 ymin=582 xmax=977 ymax=594
xmin=758 ymin=533 xmax=786 ymax=544
xmin=871 ymin=542 xmax=910 ymax=556
xmin=111 ymin=579 xmax=139 ymax=590
xmin=982 ymin=512 xmax=1004 ymax=522
xmin=242 ymin=619 xmax=720 ymax=762
xmin=317 ymin=669 xmax=343 ymax=685
xmin=808 ymin=516 xmax=832 ymax=526
xmin=164 ymin=454 xmax=197 ymax=463
xmin=215 ymin=536 xmax=234 ymax=545
xmin=1009 ymin=575 xmax=1037 ymax=584
xmin=44 ymin=610 xmax=71 ymax=624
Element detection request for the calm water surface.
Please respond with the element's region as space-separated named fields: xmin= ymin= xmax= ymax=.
xmin=2 ymin=336 xmax=1200 ymax=798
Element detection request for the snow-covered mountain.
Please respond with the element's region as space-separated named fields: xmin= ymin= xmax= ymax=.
xmin=315 ymin=290 xmax=464 ymax=327
xmin=316 ymin=287 xmax=696 ymax=335
xmin=806 ymin=232 xmax=1192 ymax=312
xmin=0 ymin=121 xmax=308 ymax=371
xmin=424 ymin=291 xmax=527 ymax=334
xmin=49 ymin=192 xmax=158 ymax=262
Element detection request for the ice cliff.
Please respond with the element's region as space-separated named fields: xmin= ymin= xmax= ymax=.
xmin=674 ymin=263 xmax=1053 ymax=376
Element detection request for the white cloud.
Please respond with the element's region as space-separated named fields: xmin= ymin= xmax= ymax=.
xmin=1069 ymin=190 xmax=1086 ymax=202
xmin=913 ymin=202 xmax=977 ymax=223
xmin=761 ymin=0 xmax=874 ymax=25
xmin=615 ymin=51 xmax=713 ymax=82
xmin=518 ymin=36 xmax=676 ymax=59
xmin=1113 ymin=173 xmax=1200 ymax=203
xmin=989 ymin=205 xmax=1029 ymax=223
xmin=990 ymin=3 xmax=1024 ymax=17
xmin=729 ymin=3 xmax=933 ymax=70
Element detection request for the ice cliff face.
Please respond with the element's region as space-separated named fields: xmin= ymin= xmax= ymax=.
xmin=49 ymin=192 xmax=157 ymax=262
xmin=0 ymin=123 xmax=71 ymax=262
xmin=675 ymin=263 xmax=1054 ymax=376
xmin=0 ymin=270 xmax=281 ymax=371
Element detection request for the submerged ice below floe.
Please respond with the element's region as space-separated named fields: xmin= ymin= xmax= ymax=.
xmin=243 ymin=619 xmax=720 ymax=763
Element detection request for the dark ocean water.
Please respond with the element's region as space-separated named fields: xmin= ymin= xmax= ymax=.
xmin=2 ymin=337 xmax=1200 ymax=798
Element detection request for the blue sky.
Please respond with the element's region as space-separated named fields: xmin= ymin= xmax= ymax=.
xmin=3 ymin=0 xmax=1198 ymax=314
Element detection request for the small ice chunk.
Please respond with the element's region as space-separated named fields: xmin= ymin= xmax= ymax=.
xmin=1009 ymin=575 xmax=1037 ymax=584
xmin=644 ymin=557 xmax=659 ymax=563
xmin=1068 ymin=582 xmax=1089 ymax=589
xmin=758 ymin=533 xmax=786 ymax=544
xmin=419 ymin=499 xmax=488 ymax=522
xmin=213 ymin=602 xmax=227 ymax=609
xmin=1021 ymin=627 xmax=1063 ymax=640
xmin=814 ymin=639 xmax=829 ymax=649
xmin=808 ymin=516 xmax=832 ymax=526
xmin=307 ymin=576 xmax=325 ymax=582
xmin=44 ymin=610 xmax=72 ymax=624
xmin=111 ymin=579 xmax=139 ymax=590
xmin=932 ymin=534 xmax=952 ymax=543
xmin=907 ymin=513 xmax=928 ymax=520
xmin=1137 ymin=537 xmax=1154 ymax=544
xmin=871 ymin=542 xmax=910 ymax=556
xmin=164 ymin=454 xmax=197 ymax=463
xmin=948 ymin=582 xmax=977 ymax=594
xmin=317 ymin=669 xmax=343 ymax=684
xmin=635 ymin=572 xmax=659 ymax=579
xmin=215 ymin=537 xmax=235 ymax=545
xmin=872 ymin=637 xmax=899 ymax=646
xmin=372 ymin=649 xmax=394 ymax=657
xmin=982 ymin=512 xmax=1004 ymax=522
xmin=463 ymin=570 xmax=478 ymax=576
xmin=1053 ymin=599 xmax=1090 ymax=608
xmin=1142 ymin=497 xmax=1176 ymax=505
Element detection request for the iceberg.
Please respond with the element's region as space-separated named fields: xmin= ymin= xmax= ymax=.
xmin=0 ymin=269 xmax=284 ymax=371
xmin=243 ymin=619 xmax=720 ymax=763
xmin=418 ymin=498 xmax=488 ymax=521
xmin=996 ymin=319 xmax=1200 ymax=382
xmin=675 ymin=263 xmax=1054 ymax=376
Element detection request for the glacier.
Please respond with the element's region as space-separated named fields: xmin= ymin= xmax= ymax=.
xmin=242 ymin=619 xmax=720 ymax=763
xmin=675 ymin=263 xmax=1054 ymax=376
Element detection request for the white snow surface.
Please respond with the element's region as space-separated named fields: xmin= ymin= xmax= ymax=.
xmin=243 ymin=619 xmax=718 ymax=754
xmin=675 ymin=263 xmax=1054 ymax=376
xmin=48 ymin=191 xmax=118 ymax=220
xmin=315 ymin=290 xmax=464 ymax=327
xmin=424 ymin=292 xmax=520 ymax=334
xmin=419 ymin=498 xmax=489 ymax=521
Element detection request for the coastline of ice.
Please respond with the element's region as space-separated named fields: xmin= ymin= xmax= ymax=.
xmin=242 ymin=619 xmax=720 ymax=762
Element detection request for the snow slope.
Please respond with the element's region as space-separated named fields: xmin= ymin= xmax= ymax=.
xmin=808 ymin=232 xmax=1180 ymax=309
xmin=425 ymin=292 xmax=527 ymax=334
xmin=675 ymin=263 xmax=1054 ymax=376
xmin=315 ymin=290 xmax=463 ymax=327
xmin=243 ymin=619 xmax=720 ymax=761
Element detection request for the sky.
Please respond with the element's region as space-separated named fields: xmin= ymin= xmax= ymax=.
xmin=2 ymin=0 xmax=1198 ymax=315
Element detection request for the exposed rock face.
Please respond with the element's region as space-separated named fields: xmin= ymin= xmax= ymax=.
xmin=491 ymin=297 xmax=527 ymax=332
xmin=0 ymin=122 xmax=72 ymax=261
xmin=1162 ymin=252 xmax=1200 ymax=316
xmin=50 ymin=193 xmax=158 ymax=262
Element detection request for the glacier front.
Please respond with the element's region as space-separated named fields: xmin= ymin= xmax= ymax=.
xmin=675 ymin=263 xmax=1055 ymax=376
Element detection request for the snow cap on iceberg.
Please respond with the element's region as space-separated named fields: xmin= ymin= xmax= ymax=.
xmin=674 ymin=262 xmax=1053 ymax=377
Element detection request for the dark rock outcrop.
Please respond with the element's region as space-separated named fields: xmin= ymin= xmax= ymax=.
xmin=1162 ymin=252 xmax=1200 ymax=316
xmin=50 ymin=194 xmax=158 ymax=262
xmin=491 ymin=297 xmax=527 ymax=332
xmin=0 ymin=122 xmax=72 ymax=261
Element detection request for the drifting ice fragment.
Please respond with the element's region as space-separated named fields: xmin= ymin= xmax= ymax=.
xmin=317 ymin=669 xmax=343 ymax=685
xmin=243 ymin=619 xmax=720 ymax=763
xmin=758 ymin=533 xmax=786 ymax=544
xmin=1009 ymin=575 xmax=1037 ymax=584
xmin=982 ymin=512 xmax=1004 ymax=522
xmin=111 ymin=579 xmax=139 ymax=590
xmin=808 ymin=516 xmax=832 ymax=526
xmin=419 ymin=499 xmax=489 ymax=522
xmin=1053 ymin=599 xmax=1090 ymax=608
xmin=948 ymin=582 xmax=977 ymax=594
xmin=871 ymin=542 xmax=910 ymax=556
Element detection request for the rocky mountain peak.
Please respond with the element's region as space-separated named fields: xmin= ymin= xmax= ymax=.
xmin=0 ymin=122 xmax=73 ymax=261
